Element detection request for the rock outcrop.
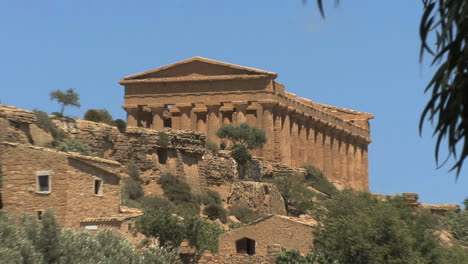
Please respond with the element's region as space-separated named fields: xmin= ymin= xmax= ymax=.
xmin=227 ymin=181 xmax=287 ymax=216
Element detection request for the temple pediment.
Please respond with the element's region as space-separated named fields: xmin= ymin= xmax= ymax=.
xmin=119 ymin=57 xmax=277 ymax=84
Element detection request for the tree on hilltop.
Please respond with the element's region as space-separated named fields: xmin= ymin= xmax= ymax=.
xmin=50 ymin=88 xmax=80 ymax=116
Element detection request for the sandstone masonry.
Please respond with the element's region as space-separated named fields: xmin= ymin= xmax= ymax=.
xmin=119 ymin=57 xmax=374 ymax=190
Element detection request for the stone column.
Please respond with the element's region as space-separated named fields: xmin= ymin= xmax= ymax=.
xmin=220 ymin=103 xmax=234 ymax=126
xmin=361 ymin=142 xmax=369 ymax=191
xmin=298 ymin=115 xmax=308 ymax=167
xmin=280 ymin=105 xmax=292 ymax=166
xmin=149 ymin=104 xmax=165 ymax=130
xmin=337 ymin=130 xmax=348 ymax=187
xmin=331 ymin=129 xmax=342 ymax=184
xmin=322 ymin=125 xmax=334 ymax=182
xmin=193 ymin=105 xmax=208 ymax=133
xmin=122 ymin=104 xmax=138 ymax=127
xmin=233 ymin=101 xmax=248 ymax=125
xmin=259 ymin=100 xmax=277 ymax=162
xmin=305 ymin=116 xmax=315 ymax=166
xmin=176 ymin=103 xmax=193 ymax=130
xmin=273 ymin=106 xmax=283 ymax=163
xmin=206 ymin=103 xmax=221 ymax=143
xmin=313 ymin=122 xmax=325 ymax=172
xmin=345 ymin=136 xmax=355 ymax=189
xmin=170 ymin=106 xmax=181 ymax=130
xmin=290 ymin=111 xmax=299 ymax=168
xmin=354 ymin=142 xmax=363 ymax=191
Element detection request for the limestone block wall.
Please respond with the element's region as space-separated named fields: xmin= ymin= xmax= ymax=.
xmin=218 ymin=215 xmax=315 ymax=256
xmin=119 ymin=58 xmax=373 ymax=191
xmin=0 ymin=143 xmax=121 ymax=229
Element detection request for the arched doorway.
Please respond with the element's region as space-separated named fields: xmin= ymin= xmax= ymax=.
xmin=236 ymin=237 xmax=255 ymax=255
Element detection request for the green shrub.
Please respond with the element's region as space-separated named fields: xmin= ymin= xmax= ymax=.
xmin=216 ymin=123 xmax=266 ymax=164
xmin=122 ymin=178 xmax=144 ymax=200
xmin=135 ymin=209 xmax=184 ymax=247
xmin=228 ymin=222 xmax=244 ymax=230
xmin=229 ymin=204 xmax=262 ymax=223
xmin=158 ymin=132 xmax=169 ymax=148
xmin=276 ymin=250 xmax=319 ymax=264
xmin=216 ymin=123 xmax=266 ymax=150
xmin=34 ymin=110 xmax=66 ymax=140
xmin=184 ymin=216 xmax=224 ymax=253
xmin=441 ymin=211 xmax=468 ymax=246
xmin=205 ymin=140 xmax=219 ymax=155
xmin=230 ymin=145 xmax=251 ymax=164
xmin=313 ymin=190 xmax=447 ymax=264
xmin=127 ymin=162 xmax=141 ymax=182
xmin=46 ymin=137 xmax=98 ymax=156
xmin=83 ymin=109 xmax=114 ymax=125
xmin=113 ymin=119 xmax=126 ymax=133
xmin=139 ymin=195 xmax=175 ymax=211
xmin=203 ymin=204 xmax=227 ymax=223
xmin=158 ymin=173 xmax=193 ymax=203
xmin=158 ymin=173 xmax=200 ymax=217
xmin=303 ymin=165 xmax=336 ymax=196
xmin=174 ymin=201 xmax=200 ymax=218
xmin=270 ymin=176 xmax=315 ymax=215
xmin=199 ymin=190 xmax=222 ymax=205
xmin=2 ymin=211 xmax=181 ymax=264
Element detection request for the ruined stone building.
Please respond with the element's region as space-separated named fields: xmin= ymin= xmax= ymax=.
xmin=218 ymin=214 xmax=317 ymax=256
xmin=120 ymin=57 xmax=374 ymax=190
xmin=0 ymin=142 xmax=124 ymax=229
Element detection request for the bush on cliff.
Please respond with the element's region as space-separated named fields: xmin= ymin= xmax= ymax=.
xmin=84 ymin=109 xmax=114 ymax=125
xmin=34 ymin=110 xmax=66 ymax=140
xmin=229 ymin=203 xmax=263 ymax=223
xmin=158 ymin=173 xmax=200 ymax=217
xmin=0 ymin=210 xmax=181 ymax=264
xmin=205 ymin=140 xmax=219 ymax=155
xmin=303 ymin=165 xmax=336 ymax=196
xmin=216 ymin=123 xmax=266 ymax=164
xmin=313 ymin=190 xmax=468 ymax=264
xmin=203 ymin=204 xmax=227 ymax=223
xmin=440 ymin=210 xmax=468 ymax=246
xmin=122 ymin=178 xmax=144 ymax=201
xmin=270 ymin=176 xmax=315 ymax=215
xmin=113 ymin=118 xmax=126 ymax=133
xmin=136 ymin=210 xmax=224 ymax=253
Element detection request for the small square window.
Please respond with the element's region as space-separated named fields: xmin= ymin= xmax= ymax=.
xmin=94 ymin=179 xmax=103 ymax=196
xmin=35 ymin=171 xmax=52 ymax=194
xmin=37 ymin=211 xmax=44 ymax=220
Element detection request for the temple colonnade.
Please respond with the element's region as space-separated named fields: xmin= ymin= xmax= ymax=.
xmin=122 ymin=100 xmax=370 ymax=190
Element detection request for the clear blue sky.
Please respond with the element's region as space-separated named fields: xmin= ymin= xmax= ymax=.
xmin=1 ymin=1 xmax=466 ymax=205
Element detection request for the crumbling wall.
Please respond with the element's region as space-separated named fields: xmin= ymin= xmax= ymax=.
xmin=227 ymin=181 xmax=287 ymax=216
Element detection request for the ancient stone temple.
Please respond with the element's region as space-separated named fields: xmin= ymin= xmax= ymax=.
xmin=119 ymin=57 xmax=373 ymax=190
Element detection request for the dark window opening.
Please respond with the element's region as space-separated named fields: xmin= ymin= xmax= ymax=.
xmin=157 ymin=148 xmax=168 ymax=164
xmin=38 ymin=175 xmax=50 ymax=192
xmin=163 ymin=117 xmax=172 ymax=128
xmin=236 ymin=238 xmax=256 ymax=255
xmin=94 ymin=179 xmax=103 ymax=195
xmin=37 ymin=211 xmax=43 ymax=220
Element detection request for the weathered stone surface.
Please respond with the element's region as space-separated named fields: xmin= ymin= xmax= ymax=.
xmin=119 ymin=57 xmax=373 ymax=191
xmin=421 ymin=203 xmax=461 ymax=215
xmin=218 ymin=215 xmax=316 ymax=256
xmin=0 ymin=104 xmax=36 ymax=124
xmin=227 ymin=181 xmax=286 ymax=216
xmin=29 ymin=123 xmax=53 ymax=146
xmin=0 ymin=142 xmax=122 ymax=229
xmin=199 ymin=153 xmax=239 ymax=186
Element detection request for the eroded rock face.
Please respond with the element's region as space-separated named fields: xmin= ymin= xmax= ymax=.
xmin=0 ymin=105 xmax=37 ymax=144
xmin=227 ymin=181 xmax=287 ymax=216
xmin=199 ymin=152 xmax=239 ymax=186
